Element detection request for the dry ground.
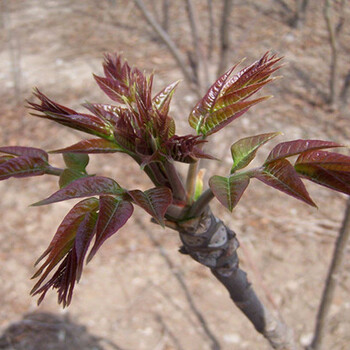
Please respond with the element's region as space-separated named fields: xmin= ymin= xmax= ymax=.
xmin=0 ymin=1 xmax=349 ymax=349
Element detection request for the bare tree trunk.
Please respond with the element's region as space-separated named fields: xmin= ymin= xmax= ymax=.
xmin=217 ymin=0 xmax=234 ymax=77
xmin=340 ymin=69 xmax=350 ymax=109
xmin=162 ymin=0 xmax=170 ymax=32
xmin=184 ymin=0 xmax=202 ymax=89
xmin=207 ymin=0 xmax=215 ymax=60
xmin=177 ymin=210 xmax=297 ymax=349
xmin=308 ymin=198 xmax=350 ymax=350
xmin=133 ymin=0 xmax=196 ymax=86
xmin=323 ymin=0 xmax=338 ymax=107
xmin=291 ymin=0 xmax=309 ymax=28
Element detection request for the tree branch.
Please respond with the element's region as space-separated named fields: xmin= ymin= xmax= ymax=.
xmin=217 ymin=0 xmax=234 ymax=77
xmin=323 ymin=0 xmax=338 ymax=106
xmin=133 ymin=0 xmax=195 ymax=85
xmin=177 ymin=211 xmax=296 ymax=349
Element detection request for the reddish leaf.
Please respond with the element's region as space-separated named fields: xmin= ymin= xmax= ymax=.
xmin=51 ymin=139 xmax=125 ymax=154
xmin=0 ymin=155 xmax=13 ymax=164
xmin=82 ymin=102 xmax=119 ymax=127
xmin=189 ymin=64 xmax=237 ymax=132
xmin=74 ymin=211 xmax=98 ymax=281
xmin=222 ymin=53 xmax=282 ymax=95
xmin=153 ymin=80 xmax=180 ymax=116
xmin=93 ymin=75 xmax=128 ymax=104
xmin=28 ymin=89 xmax=114 ymax=140
xmin=231 ymin=132 xmax=281 ymax=173
xmin=87 ymin=197 xmax=133 ymax=262
xmin=31 ymin=198 xmax=99 ymax=294
xmin=209 ymin=174 xmax=250 ymax=212
xmin=32 ymin=209 xmax=98 ymax=307
xmin=32 ymin=176 xmax=123 ymax=206
xmin=295 ymin=150 xmax=350 ymax=172
xmin=0 ymin=156 xmax=48 ymax=180
xmin=295 ymin=164 xmax=350 ymax=195
xmin=254 ymin=159 xmax=316 ymax=206
xmin=127 ymin=187 xmax=172 ymax=226
xmin=202 ymin=96 xmax=270 ymax=136
xmin=0 ymin=146 xmax=48 ymax=161
xmin=189 ymin=53 xmax=281 ymax=136
xmin=265 ymin=140 xmax=342 ymax=164
xmin=214 ymin=78 xmax=276 ymax=111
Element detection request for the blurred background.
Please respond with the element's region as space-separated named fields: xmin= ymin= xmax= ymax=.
xmin=0 ymin=1 xmax=349 ymax=349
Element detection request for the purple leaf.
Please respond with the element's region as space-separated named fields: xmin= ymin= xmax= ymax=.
xmin=32 ymin=209 xmax=98 ymax=307
xmin=93 ymin=75 xmax=128 ymax=103
xmin=189 ymin=53 xmax=281 ymax=136
xmin=254 ymin=159 xmax=316 ymax=207
xmin=0 ymin=156 xmax=48 ymax=180
xmin=32 ymin=176 xmax=123 ymax=206
xmin=51 ymin=139 xmax=125 ymax=154
xmin=189 ymin=64 xmax=237 ymax=132
xmin=295 ymin=150 xmax=350 ymax=172
xmin=87 ymin=196 xmax=133 ymax=262
xmin=222 ymin=53 xmax=282 ymax=95
xmin=295 ymin=164 xmax=350 ymax=195
xmin=0 ymin=146 xmax=48 ymax=162
xmin=28 ymin=89 xmax=114 ymax=140
xmin=265 ymin=140 xmax=342 ymax=164
xmin=31 ymin=198 xmax=99 ymax=298
xmin=214 ymin=78 xmax=276 ymax=110
xmin=74 ymin=211 xmax=98 ymax=281
xmin=127 ymin=187 xmax=172 ymax=226
xmin=55 ymin=138 xmax=124 ymax=154
xmin=231 ymin=132 xmax=281 ymax=172
xmin=209 ymin=174 xmax=250 ymax=212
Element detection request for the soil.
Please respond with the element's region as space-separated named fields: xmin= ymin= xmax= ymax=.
xmin=0 ymin=1 xmax=349 ymax=349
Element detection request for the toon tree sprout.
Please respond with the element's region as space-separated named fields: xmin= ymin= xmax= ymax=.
xmin=1 ymin=52 xmax=349 ymax=349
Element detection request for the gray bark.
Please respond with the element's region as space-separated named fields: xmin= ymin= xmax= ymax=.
xmin=177 ymin=211 xmax=296 ymax=349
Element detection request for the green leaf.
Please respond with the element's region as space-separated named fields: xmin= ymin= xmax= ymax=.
xmin=231 ymin=132 xmax=281 ymax=173
xmin=87 ymin=196 xmax=134 ymax=262
xmin=209 ymin=173 xmax=250 ymax=212
xmin=51 ymin=139 xmax=125 ymax=154
xmin=127 ymin=187 xmax=172 ymax=226
xmin=32 ymin=176 xmax=123 ymax=206
xmin=254 ymin=159 xmax=316 ymax=207
xmin=265 ymin=139 xmax=342 ymax=164
xmin=63 ymin=153 xmax=89 ymax=172
xmin=59 ymin=169 xmax=89 ymax=188
xmin=153 ymin=80 xmax=180 ymax=116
